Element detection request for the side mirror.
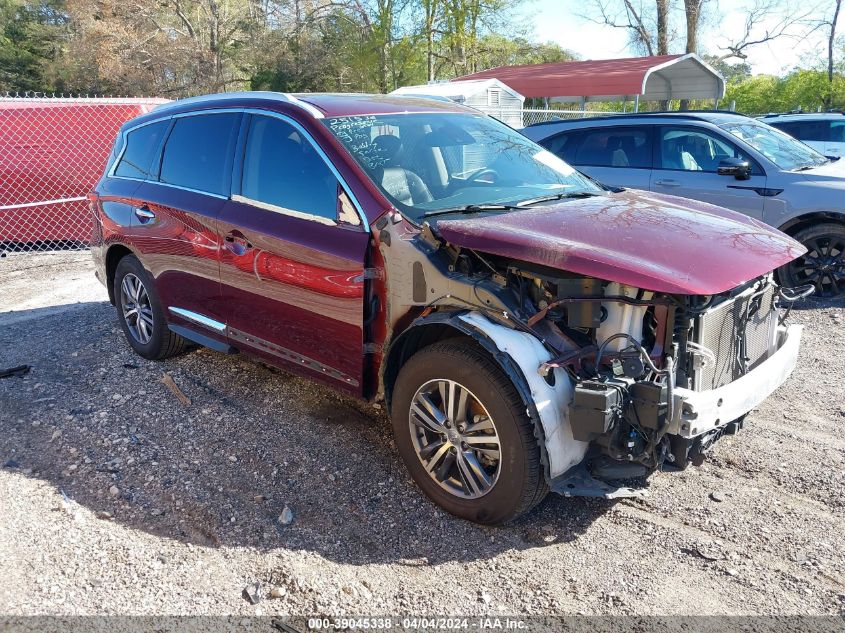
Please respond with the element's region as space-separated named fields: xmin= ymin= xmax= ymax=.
xmin=717 ymin=157 xmax=752 ymax=180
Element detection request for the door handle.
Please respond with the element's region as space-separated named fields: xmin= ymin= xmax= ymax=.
xmin=224 ymin=231 xmax=253 ymax=255
xmin=653 ymin=179 xmax=681 ymax=187
xmin=134 ymin=205 xmax=156 ymax=223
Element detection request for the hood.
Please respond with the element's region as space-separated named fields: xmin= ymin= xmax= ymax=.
xmin=797 ymin=157 xmax=845 ymax=182
xmin=434 ymin=190 xmax=805 ymax=295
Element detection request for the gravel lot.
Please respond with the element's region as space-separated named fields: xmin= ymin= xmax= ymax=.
xmin=1 ymin=251 xmax=844 ymax=618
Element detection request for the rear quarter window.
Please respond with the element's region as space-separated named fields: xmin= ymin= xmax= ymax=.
xmin=159 ymin=113 xmax=241 ymax=196
xmin=113 ymin=120 xmax=169 ymax=179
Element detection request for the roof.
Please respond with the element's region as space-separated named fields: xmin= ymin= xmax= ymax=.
xmin=390 ymin=79 xmax=524 ymax=102
xmin=522 ymin=111 xmax=756 ymax=137
xmin=761 ymin=112 xmax=845 ymax=121
xmin=142 ymin=91 xmax=471 ymax=119
xmin=296 ymin=93 xmax=472 ymax=116
xmin=456 ymin=54 xmax=725 ymax=102
xmin=536 ymin=110 xmax=751 ymax=126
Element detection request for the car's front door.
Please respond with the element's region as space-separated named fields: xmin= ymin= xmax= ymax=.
xmin=129 ymin=111 xmax=241 ymax=336
xmin=218 ymin=112 xmax=369 ymax=395
xmin=650 ymin=125 xmax=768 ymax=220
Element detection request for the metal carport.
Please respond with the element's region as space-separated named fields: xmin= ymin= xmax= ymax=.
xmin=456 ymin=53 xmax=726 ymax=111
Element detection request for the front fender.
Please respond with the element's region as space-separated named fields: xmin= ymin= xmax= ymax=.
xmin=385 ymin=310 xmax=588 ymax=481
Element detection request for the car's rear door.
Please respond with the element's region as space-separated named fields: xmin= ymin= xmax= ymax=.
xmin=826 ymin=120 xmax=845 ymax=157
xmin=542 ymin=126 xmax=653 ymax=190
xmin=218 ymin=111 xmax=369 ymax=395
xmin=650 ymin=125 xmax=768 ymax=220
xmin=130 ymin=111 xmax=241 ymax=337
xmin=96 ymin=119 xmax=170 ymax=249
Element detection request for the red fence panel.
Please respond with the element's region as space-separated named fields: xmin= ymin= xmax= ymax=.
xmin=0 ymin=96 xmax=168 ymax=252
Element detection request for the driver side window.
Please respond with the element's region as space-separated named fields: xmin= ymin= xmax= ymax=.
xmin=659 ymin=127 xmax=755 ymax=173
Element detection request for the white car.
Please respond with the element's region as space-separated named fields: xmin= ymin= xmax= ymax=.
xmin=762 ymin=112 xmax=845 ymax=158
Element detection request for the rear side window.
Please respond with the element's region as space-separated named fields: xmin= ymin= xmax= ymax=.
xmin=829 ymin=121 xmax=845 ymax=143
xmin=541 ymin=131 xmax=580 ymax=164
xmin=114 ymin=121 xmax=169 ymax=179
xmin=160 ymin=113 xmax=240 ymax=196
xmin=240 ymin=115 xmax=339 ymax=222
xmin=575 ymin=127 xmax=652 ymax=168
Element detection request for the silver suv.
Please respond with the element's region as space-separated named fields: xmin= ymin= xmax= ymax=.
xmin=523 ymin=112 xmax=845 ymax=297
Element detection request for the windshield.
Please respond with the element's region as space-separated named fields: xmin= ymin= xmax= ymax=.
xmin=324 ymin=112 xmax=601 ymax=221
xmin=721 ymin=122 xmax=829 ymax=171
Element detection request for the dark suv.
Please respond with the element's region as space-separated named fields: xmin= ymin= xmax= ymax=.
xmin=91 ymin=93 xmax=805 ymax=524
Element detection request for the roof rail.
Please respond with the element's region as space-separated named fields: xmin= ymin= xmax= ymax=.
xmin=151 ymin=91 xmax=325 ymax=118
xmin=526 ymin=109 xmax=750 ymax=127
xmin=623 ymin=109 xmax=752 ymax=117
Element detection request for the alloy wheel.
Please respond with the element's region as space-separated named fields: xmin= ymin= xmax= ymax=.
xmin=408 ymin=379 xmax=501 ymax=499
xmin=120 ymin=273 xmax=154 ymax=345
xmin=788 ymin=234 xmax=845 ymax=298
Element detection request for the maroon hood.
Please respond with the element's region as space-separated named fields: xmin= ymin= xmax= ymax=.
xmin=435 ymin=190 xmax=805 ymax=295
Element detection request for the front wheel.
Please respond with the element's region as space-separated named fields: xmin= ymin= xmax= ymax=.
xmin=391 ymin=339 xmax=547 ymax=524
xmin=779 ymin=223 xmax=845 ymax=298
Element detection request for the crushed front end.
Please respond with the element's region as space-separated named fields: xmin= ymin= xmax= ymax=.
xmin=375 ymin=199 xmax=809 ymax=499
xmin=538 ymin=274 xmax=805 ymax=496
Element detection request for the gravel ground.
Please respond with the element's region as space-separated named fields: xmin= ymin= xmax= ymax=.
xmin=0 ymin=251 xmax=844 ymax=618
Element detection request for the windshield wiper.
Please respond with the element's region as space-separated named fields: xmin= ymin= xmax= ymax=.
xmin=515 ymin=191 xmax=603 ymax=207
xmin=421 ymin=203 xmax=520 ymax=218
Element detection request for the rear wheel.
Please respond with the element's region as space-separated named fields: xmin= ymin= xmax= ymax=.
xmin=779 ymin=223 xmax=845 ymax=298
xmin=391 ymin=339 xmax=547 ymax=525
xmin=114 ymin=255 xmax=188 ymax=360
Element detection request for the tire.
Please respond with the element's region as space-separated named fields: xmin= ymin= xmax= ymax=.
xmin=113 ymin=254 xmax=188 ymax=360
xmin=391 ymin=339 xmax=548 ymax=525
xmin=778 ymin=223 xmax=845 ymax=298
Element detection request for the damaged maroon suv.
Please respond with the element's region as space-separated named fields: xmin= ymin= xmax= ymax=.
xmin=91 ymin=92 xmax=809 ymax=524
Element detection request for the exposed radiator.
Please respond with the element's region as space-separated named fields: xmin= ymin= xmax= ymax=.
xmin=691 ymin=283 xmax=778 ymax=391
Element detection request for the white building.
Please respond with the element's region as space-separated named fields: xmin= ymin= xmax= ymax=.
xmin=391 ymin=79 xmax=525 ymax=127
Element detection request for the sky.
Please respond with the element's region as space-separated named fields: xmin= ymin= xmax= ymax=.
xmin=522 ymin=0 xmax=840 ymax=75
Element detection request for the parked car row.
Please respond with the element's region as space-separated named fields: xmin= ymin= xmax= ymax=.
xmin=92 ymin=93 xmax=809 ymax=523
xmin=522 ymin=111 xmax=845 ymax=298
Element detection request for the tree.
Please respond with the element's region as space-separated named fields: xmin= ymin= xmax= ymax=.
xmin=825 ymin=0 xmax=843 ymax=108
xmin=472 ymin=35 xmax=576 ymax=70
xmin=581 ymin=0 xmax=672 ymax=56
xmin=0 ymin=0 xmax=66 ymax=93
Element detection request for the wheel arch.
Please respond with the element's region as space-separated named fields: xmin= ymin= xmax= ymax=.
xmin=381 ymin=311 xmax=559 ymax=482
xmin=778 ymin=211 xmax=845 ymax=237
xmin=105 ymin=243 xmax=138 ymax=305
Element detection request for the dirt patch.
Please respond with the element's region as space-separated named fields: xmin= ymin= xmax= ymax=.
xmin=0 ymin=253 xmax=843 ymax=616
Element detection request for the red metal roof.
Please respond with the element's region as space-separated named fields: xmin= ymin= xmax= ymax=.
xmin=456 ymin=55 xmax=684 ymax=99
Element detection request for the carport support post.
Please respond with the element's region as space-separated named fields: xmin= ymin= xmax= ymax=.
xmin=634 ymin=95 xmax=640 ymax=113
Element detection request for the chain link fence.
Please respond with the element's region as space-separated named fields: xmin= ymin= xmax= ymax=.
xmin=0 ymin=94 xmax=168 ymax=255
xmin=522 ymin=108 xmax=625 ymax=127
